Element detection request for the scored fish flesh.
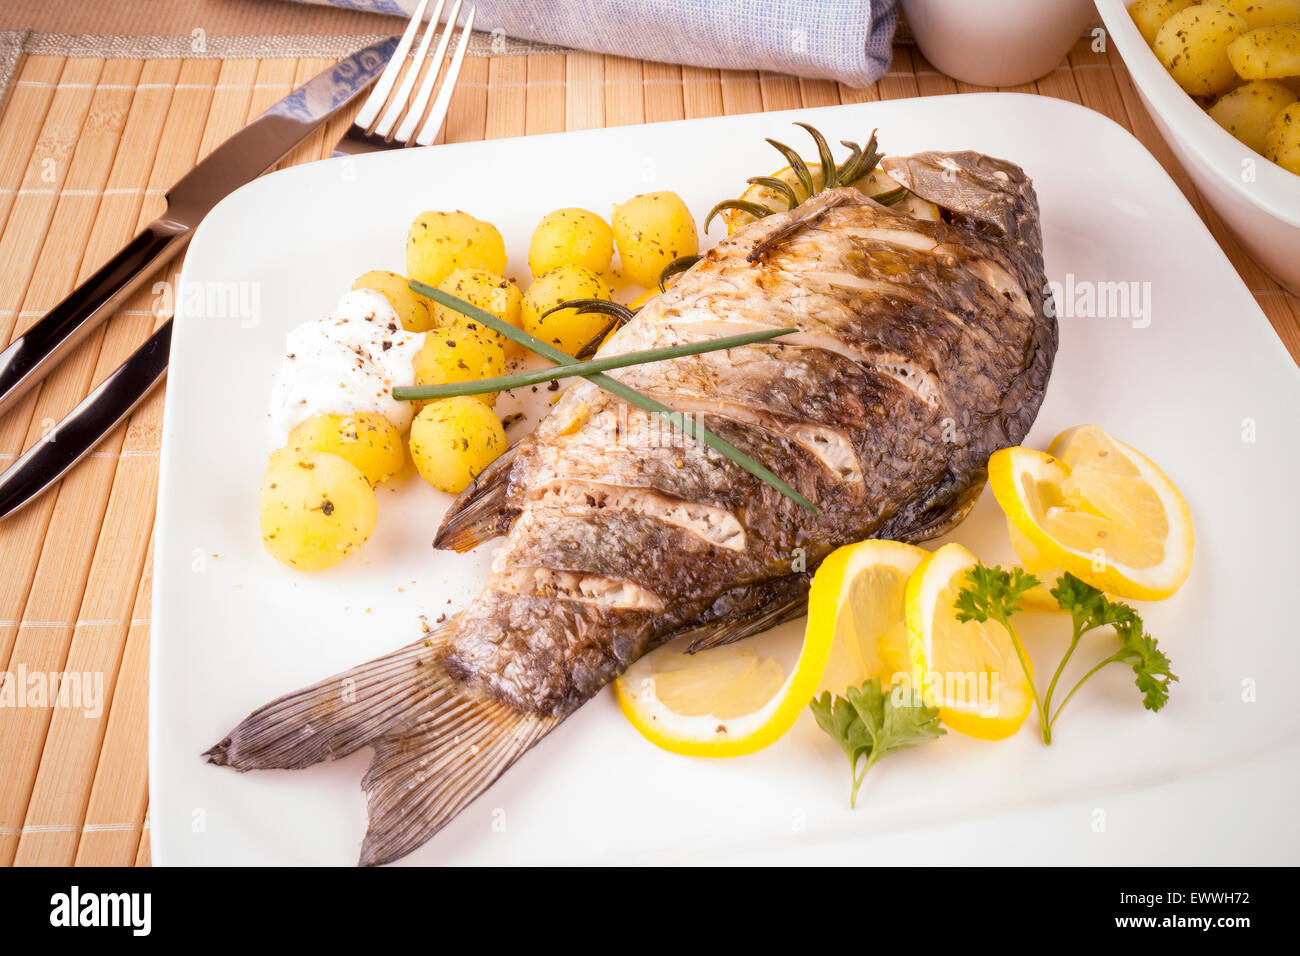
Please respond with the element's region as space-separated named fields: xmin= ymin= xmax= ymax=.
xmin=206 ymin=150 xmax=1058 ymax=865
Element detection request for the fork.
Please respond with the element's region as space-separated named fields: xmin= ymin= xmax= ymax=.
xmin=0 ymin=3 xmax=477 ymax=519
xmin=336 ymin=0 xmax=478 ymax=155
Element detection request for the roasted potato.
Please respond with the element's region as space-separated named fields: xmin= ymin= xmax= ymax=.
xmin=351 ymin=270 xmax=434 ymax=332
xmin=1265 ymin=101 xmax=1300 ymax=173
xmin=1218 ymin=0 xmax=1300 ymax=29
xmin=1129 ymin=0 xmax=1196 ymax=46
xmin=529 ymin=208 xmax=615 ymax=277
xmin=1208 ymin=79 xmax=1298 ymax=151
xmin=1154 ymin=4 xmax=1248 ymax=95
xmin=611 ymin=191 xmax=699 ymax=287
xmin=406 ymin=211 xmax=506 ymax=289
xmin=408 ymin=397 xmax=507 ymax=494
xmin=431 ymin=267 xmax=525 ymax=358
xmin=260 ymin=448 xmax=377 ymax=571
xmin=410 ymin=321 xmax=507 ymax=408
xmin=1228 ymin=26 xmax=1300 ymax=80
xmin=288 ymin=412 xmax=405 ymax=486
xmin=522 ymin=264 xmax=613 ymax=355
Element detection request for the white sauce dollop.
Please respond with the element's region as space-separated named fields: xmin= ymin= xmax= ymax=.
xmin=268 ymin=289 xmax=424 ymax=440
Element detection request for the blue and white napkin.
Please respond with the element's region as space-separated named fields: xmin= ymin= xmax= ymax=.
xmin=288 ymin=0 xmax=899 ymax=87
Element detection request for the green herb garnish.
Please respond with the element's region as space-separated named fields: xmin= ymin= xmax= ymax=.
xmin=657 ymin=255 xmax=702 ymax=292
xmin=809 ymin=679 xmax=944 ymax=808
xmin=393 ymin=326 xmax=796 ymax=400
xmin=1047 ymin=572 xmax=1177 ymax=721
xmin=955 ymin=566 xmax=1177 ymax=744
xmin=704 ymin=124 xmax=887 ymax=231
xmin=408 ymin=280 xmax=818 ymax=513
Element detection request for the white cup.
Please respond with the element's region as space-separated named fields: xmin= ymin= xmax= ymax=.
xmin=901 ymin=0 xmax=1098 ymax=87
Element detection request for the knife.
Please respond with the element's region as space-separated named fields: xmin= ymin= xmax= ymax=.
xmin=0 ymin=37 xmax=398 ymax=520
xmin=0 ymin=36 xmax=398 ymax=421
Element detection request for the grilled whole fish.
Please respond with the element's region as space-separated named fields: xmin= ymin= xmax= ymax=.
xmin=206 ymin=150 xmax=1058 ymax=865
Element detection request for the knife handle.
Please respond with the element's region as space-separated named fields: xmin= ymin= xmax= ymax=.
xmin=0 ymin=317 xmax=173 ymax=520
xmin=0 ymin=217 xmax=189 ymax=418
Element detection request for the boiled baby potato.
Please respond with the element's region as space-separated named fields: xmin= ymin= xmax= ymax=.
xmin=529 ymin=208 xmax=615 ymax=277
xmin=351 ymin=270 xmax=433 ymax=332
xmin=1265 ymin=101 xmax=1300 ymax=172
xmin=432 ymin=267 xmax=524 ymax=358
xmin=411 ymin=321 xmax=507 ymax=408
xmin=406 ymin=210 xmax=506 ymax=289
xmin=611 ymin=191 xmax=699 ymax=287
xmin=288 ymin=412 xmax=405 ymax=486
xmin=522 ymin=264 xmax=613 ymax=355
xmin=1218 ymin=0 xmax=1300 ymax=29
xmin=260 ymin=447 xmax=377 ymax=571
xmin=1228 ymin=26 xmax=1300 ymax=80
xmin=409 ymin=397 xmax=507 ymax=495
xmin=1208 ymin=79 xmax=1298 ymax=151
xmin=1154 ymin=4 xmax=1248 ymax=95
xmin=1130 ymin=0 xmax=1196 ymax=46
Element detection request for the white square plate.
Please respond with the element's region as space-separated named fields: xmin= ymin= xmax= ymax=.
xmin=152 ymin=94 xmax=1300 ymax=865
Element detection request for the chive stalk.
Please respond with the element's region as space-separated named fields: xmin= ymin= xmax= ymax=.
xmin=407 ymin=280 xmax=818 ymax=513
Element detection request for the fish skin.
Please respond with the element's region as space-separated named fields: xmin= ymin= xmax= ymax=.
xmin=447 ymin=172 xmax=1056 ymax=718
xmin=208 ymin=151 xmax=1057 ymax=864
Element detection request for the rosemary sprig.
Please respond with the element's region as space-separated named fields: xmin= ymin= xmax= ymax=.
xmin=393 ymin=327 xmax=796 ymax=400
xmin=745 ymin=176 xmax=798 ymax=210
xmin=408 ymin=280 xmax=818 ymax=514
xmin=871 ymin=186 xmax=909 ymax=206
xmin=539 ymin=299 xmax=638 ymax=360
xmin=795 ymin=122 xmax=840 ymax=188
xmin=703 ymin=198 xmax=775 ymax=232
xmin=657 ymin=255 xmax=702 ymax=292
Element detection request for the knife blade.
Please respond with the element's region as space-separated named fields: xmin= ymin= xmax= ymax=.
xmin=0 ymin=319 xmax=172 ymax=519
xmin=0 ymin=35 xmax=399 ymax=420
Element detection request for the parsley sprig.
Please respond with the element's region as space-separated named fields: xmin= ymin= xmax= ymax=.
xmin=809 ymin=679 xmax=944 ymax=807
xmin=956 ymin=566 xmax=1177 ymax=744
xmin=954 ymin=564 xmax=1050 ymax=741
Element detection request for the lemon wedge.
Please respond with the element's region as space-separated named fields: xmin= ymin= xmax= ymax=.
xmin=989 ymin=425 xmax=1193 ymax=601
xmin=614 ymin=539 xmax=923 ymax=757
xmin=904 ymin=542 xmax=1036 ymax=741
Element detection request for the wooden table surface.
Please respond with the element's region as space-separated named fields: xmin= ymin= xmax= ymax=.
xmin=0 ymin=36 xmax=1296 ymax=868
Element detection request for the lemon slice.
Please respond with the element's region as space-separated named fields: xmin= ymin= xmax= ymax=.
xmin=812 ymin=539 xmax=926 ymax=695
xmin=614 ymin=539 xmax=924 ymax=757
xmin=725 ymin=165 xmax=940 ymax=234
xmin=904 ymin=542 xmax=1036 ymax=740
xmin=989 ymin=425 xmax=1194 ymax=601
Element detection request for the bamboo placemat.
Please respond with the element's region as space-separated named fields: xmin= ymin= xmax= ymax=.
xmin=0 ymin=37 xmax=1297 ymax=869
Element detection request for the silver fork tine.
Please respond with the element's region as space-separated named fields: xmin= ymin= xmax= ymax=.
xmin=414 ymin=4 xmax=476 ymax=147
xmin=352 ymin=0 xmax=430 ymax=132
xmin=374 ymin=0 xmax=448 ymax=140
xmin=395 ymin=0 xmax=462 ymax=145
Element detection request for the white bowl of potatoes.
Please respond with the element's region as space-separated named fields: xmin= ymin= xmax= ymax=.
xmin=1096 ymin=0 xmax=1300 ymax=294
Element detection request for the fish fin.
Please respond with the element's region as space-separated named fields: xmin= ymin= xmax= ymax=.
xmin=204 ymin=633 xmax=444 ymax=770
xmin=205 ymin=622 xmax=557 ymax=866
xmin=895 ymin=479 xmax=986 ymax=544
xmin=358 ymin=682 xmax=554 ymax=867
xmin=680 ymin=575 xmax=811 ymax=654
xmin=433 ymin=444 xmax=521 ymax=552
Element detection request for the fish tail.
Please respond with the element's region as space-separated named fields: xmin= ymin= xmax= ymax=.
xmin=433 ymin=444 xmax=519 ymax=552
xmin=204 ymin=622 xmax=556 ymax=866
